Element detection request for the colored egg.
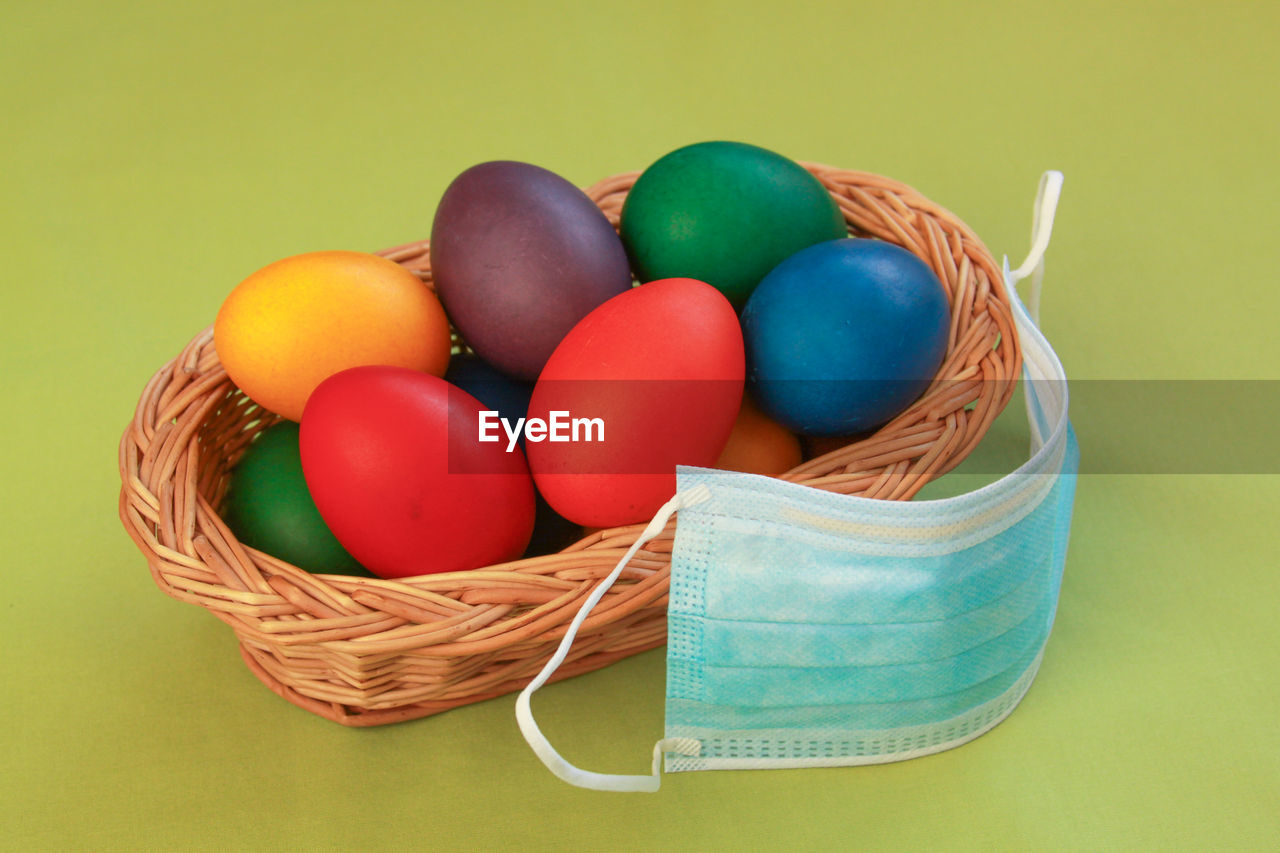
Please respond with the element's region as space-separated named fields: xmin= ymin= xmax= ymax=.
xmin=620 ymin=141 xmax=847 ymax=308
xmin=430 ymin=161 xmax=634 ymax=380
xmin=527 ymin=278 xmax=744 ymax=528
xmin=802 ymin=432 xmax=872 ymax=461
xmin=222 ymin=421 xmax=368 ymax=576
xmin=445 ymin=352 xmax=534 ymax=433
xmin=715 ymin=393 xmax=803 ymax=477
xmin=742 ymin=238 xmax=951 ymax=436
xmin=215 ymin=251 xmax=452 ymax=421
xmin=523 ymin=494 xmax=587 ymax=558
xmin=299 ymin=366 xmax=536 ymax=578
xmin=444 ymin=353 xmax=582 ymax=555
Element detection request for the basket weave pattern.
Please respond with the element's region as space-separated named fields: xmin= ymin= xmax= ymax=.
xmin=118 ymin=166 xmax=1020 ymax=725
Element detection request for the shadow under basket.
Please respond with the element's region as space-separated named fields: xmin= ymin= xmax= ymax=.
xmin=118 ymin=165 xmax=1020 ymax=726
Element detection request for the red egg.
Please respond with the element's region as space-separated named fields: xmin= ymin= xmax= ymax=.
xmin=299 ymin=366 xmax=535 ymax=578
xmin=527 ymin=278 xmax=744 ymax=527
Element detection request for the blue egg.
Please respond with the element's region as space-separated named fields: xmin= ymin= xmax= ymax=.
xmin=523 ymin=493 xmax=584 ymax=558
xmin=446 ymin=353 xmax=582 ymax=556
xmin=741 ymin=238 xmax=950 ymax=436
xmin=445 ymin=352 xmax=534 ymax=425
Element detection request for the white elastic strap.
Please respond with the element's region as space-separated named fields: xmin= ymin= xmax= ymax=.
xmin=1006 ymin=170 xmax=1064 ymax=328
xmin=1003 ymin=170 xmax=1065 ymax=454
xmin=515 ymin=485 xmax=710 ymax=792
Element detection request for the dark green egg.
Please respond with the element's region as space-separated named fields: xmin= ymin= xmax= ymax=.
xmin=223 ymin=421 xmax=368 ymax=576
xmin=620 ymin=141 xmax=847 ymax=308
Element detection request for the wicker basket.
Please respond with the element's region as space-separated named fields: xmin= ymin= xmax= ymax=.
xmin=118 ymin=165 xmax=1020 ymax=726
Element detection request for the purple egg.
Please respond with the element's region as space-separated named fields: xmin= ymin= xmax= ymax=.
xmin=430 ymin=161 xmax=634 ymax=380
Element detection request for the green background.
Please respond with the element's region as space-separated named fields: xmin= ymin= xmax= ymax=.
xmin=4 ymin=1 xmax=1277 ymax=850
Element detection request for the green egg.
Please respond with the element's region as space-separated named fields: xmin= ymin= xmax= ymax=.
xmin=620 ymin=141 xmax=848 ymax=308
xmin=222 ymin=421 xmax=369 ymax=576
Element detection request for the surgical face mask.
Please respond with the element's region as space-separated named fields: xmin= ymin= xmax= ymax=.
xmin=517 ymin=172 xmax=1076 ymax=792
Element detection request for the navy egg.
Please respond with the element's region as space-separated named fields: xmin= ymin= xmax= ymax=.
xmin=446 ymin=353 xmax=582 ymax=557
xmin=741 ymin=238 xmax=950 ymax=436
xmin=523 ymin=494 xmax=585 ymax=558
xmin=445 ymin=352 xmax=534 ymax=428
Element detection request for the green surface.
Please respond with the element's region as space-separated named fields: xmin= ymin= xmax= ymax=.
xmin=3 ymin=1 xmax=1278 ymax=850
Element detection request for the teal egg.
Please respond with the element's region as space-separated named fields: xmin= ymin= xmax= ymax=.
xmin=620 ymin=141 xmax=847 ymax=307
xmin=742 ymin=238 xmax=951 ymax=436
xmin=223 ymin=421 xmax=368 ymax=576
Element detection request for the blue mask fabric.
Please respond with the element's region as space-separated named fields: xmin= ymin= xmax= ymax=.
xmin=517 ymin=171 xmax=1076 ymax=790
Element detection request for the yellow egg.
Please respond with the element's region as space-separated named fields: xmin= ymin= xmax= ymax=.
xmin=214 ymin=251 xmax=451 ymax=421
xmin=715 ymin=393 xmax=803 ymax=477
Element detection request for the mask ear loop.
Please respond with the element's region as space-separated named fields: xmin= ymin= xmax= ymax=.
xmin=515 ymin=486 xmax=710 ymax=792
xmin=1007 ymin=170 xmax=1064 ymax=328
xmin=1005 ymin=170 xmax=1065 ymax=454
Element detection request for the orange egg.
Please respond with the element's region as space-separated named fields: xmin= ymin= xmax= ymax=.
xmin=802 ymin=432 xmax=871 ymax=461
xmin=214 ymin=251 xmax=451 ymax=421
xmin=715 ymin=393 xmax=803 ymax=477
